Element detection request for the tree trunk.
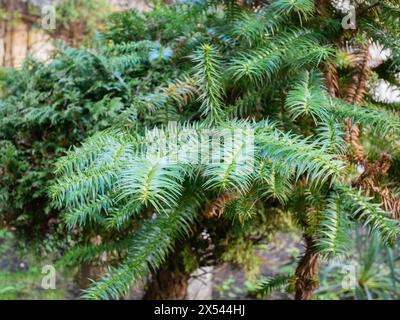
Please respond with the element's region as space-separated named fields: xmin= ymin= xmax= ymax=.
xmin=294 ymin=235 xmax=319 ymax=300
xmin=76 ymin=236 xmax=107 ymax=290
xmin=77 ymin=263 xmax=105 ymax=290
xmin=143 ymin=260 xmax=190 ymax=300
xmin=143 ymin=267 xmax=190 ymax=300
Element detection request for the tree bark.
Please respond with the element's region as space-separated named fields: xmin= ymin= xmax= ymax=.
xmin=77 ymin=263 xmax=105 ymax=290
xmin=294 ymin=235 xmax=319 ymax=300
xmin=143 ymin=260 xmax=190 ymax=300
xmin=143 ymin=250 xmax=190 ymax=300
xmin=76 ymin=236 xmax=107 ymax=290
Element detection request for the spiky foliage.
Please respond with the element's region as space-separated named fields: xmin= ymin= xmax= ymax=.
xmin=285 ymin=70 xmax=329 ymax=123
xmin=315 ymin=191 xmax=351 ymax=259
xmin=0 ymin=4 xmax=203 ymax=248
xmin=192 ymin=44 xmax=225 ymax=123
xmin=3 ymin=0 xmax=400 ymax=300
xmin=339 ymin=186 xmax=400 ymax=246
xmin=51 ymin=0 xmax=400 ymax=299
xmin=83 ymin=199 xmax=199 ymax=300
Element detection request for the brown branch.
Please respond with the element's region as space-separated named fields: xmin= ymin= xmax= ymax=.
xmin=339 ymin=40 xmax=400 ymax=219
xmin=324 ymin=61 xmax=339 ymax=97
xmin=345 ymin=45 xmax=370 ymax=106
xmin=343 ymin=42 xmax=371 ymax=164
xmin=353 ymin=153 xmax=400 ymax=219
xmin=294 ymin=235 xmax=319 ymax=300
xmin=204 ymin=192 xmax=240 ymax=218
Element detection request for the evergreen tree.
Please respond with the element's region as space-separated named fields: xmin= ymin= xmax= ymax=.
xmin=12 ymin=0 xmax=400 ymax=299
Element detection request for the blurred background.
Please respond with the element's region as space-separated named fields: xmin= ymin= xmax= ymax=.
xmin=0 ymin=0 xmax=151 ymax=68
